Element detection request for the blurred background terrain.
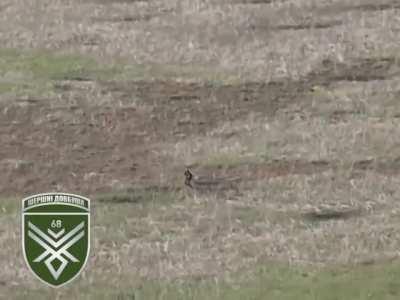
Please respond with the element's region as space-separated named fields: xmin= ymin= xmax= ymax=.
xmin=1 ymin=0 xmax=400 ymax=298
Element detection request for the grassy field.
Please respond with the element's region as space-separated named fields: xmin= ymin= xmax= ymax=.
xmin=1 ymin=0 xmax=400 ymax=299
xmin=4 ymin=261 xmax=400 ymax=299
xmin=2 ymin=193 xmax=400 ymax=299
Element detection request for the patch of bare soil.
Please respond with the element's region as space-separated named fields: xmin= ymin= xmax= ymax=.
xmin=187 ymin=158 xmax=400 ymax=184
xmin=92 ymin=0 xmax=149 ymax=4
xmin=91 ymin=8 xmax=173 ymax=23
xmin=272 ymin=20 xmax=343 ymax=31
xmin=192 ymin=160 xmax=331 ymax=180
xmin=2 ymin=61 xmax=399 ymax=197
xmin=301 ymin=207 xmax=363 ymax=222
xmin=318 ymin=1 xmax=400 ymax=15
xmin=100 ymin=79 xmax=307 ymax=139
xmin=306 ymin=56 xmax=399 ymax=85
xmin=231 ymin=0 xmax=286 ymax=4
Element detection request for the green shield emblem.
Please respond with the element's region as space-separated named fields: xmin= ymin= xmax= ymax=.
xmin=22 ymin=193 xmax=90 ymax=287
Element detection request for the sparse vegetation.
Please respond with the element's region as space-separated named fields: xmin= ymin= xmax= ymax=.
xmin=4 ymin=261 xmax=400 ymax=299
xmin=0 ymin=48 xmax=115 ymax=96
xmin=1 ymin=0 xmax=400 ymax=298
xmin=0 ymin=48 xmax=236 ymax=97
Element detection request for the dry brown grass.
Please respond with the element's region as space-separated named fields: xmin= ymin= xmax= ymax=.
xmin=1 ymin=0 xmax=399 ymax=80
xmin=1 ymin=0 xmax=400 ymax=298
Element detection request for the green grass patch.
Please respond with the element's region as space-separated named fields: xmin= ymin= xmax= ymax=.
xmin=0 ymin=81 xmax=20 ymax=93
xmin=92 ymin=188 xmax=180 ymax=241
xmin=86 ymin=261 xmax=400 ymax=300
xmin=94 ymin=188 xmax=178 ymax=228
xmin=0 ymin=48 xmax=121 ymax=96
xmin=0 ymin=197 xmax=20 ymax=215
xmin=4 ymin=261 xmax=400 ymax=299
xmin=0 ymin=48 xmax=240 ymax=97
xmin=0 ymin=48 xmax=117 ymax=81
xmin=233 ymin=206 xmax=265 ymax=226
xmin=0 ymin=48 xmax=237 ymax=83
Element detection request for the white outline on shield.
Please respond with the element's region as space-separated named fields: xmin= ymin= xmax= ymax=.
xmin=21 ymin=192 xmax=91 ymax=288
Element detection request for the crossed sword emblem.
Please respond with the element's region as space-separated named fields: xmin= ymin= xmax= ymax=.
xmin=28 ymin=221 xmax=85 ymax=280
